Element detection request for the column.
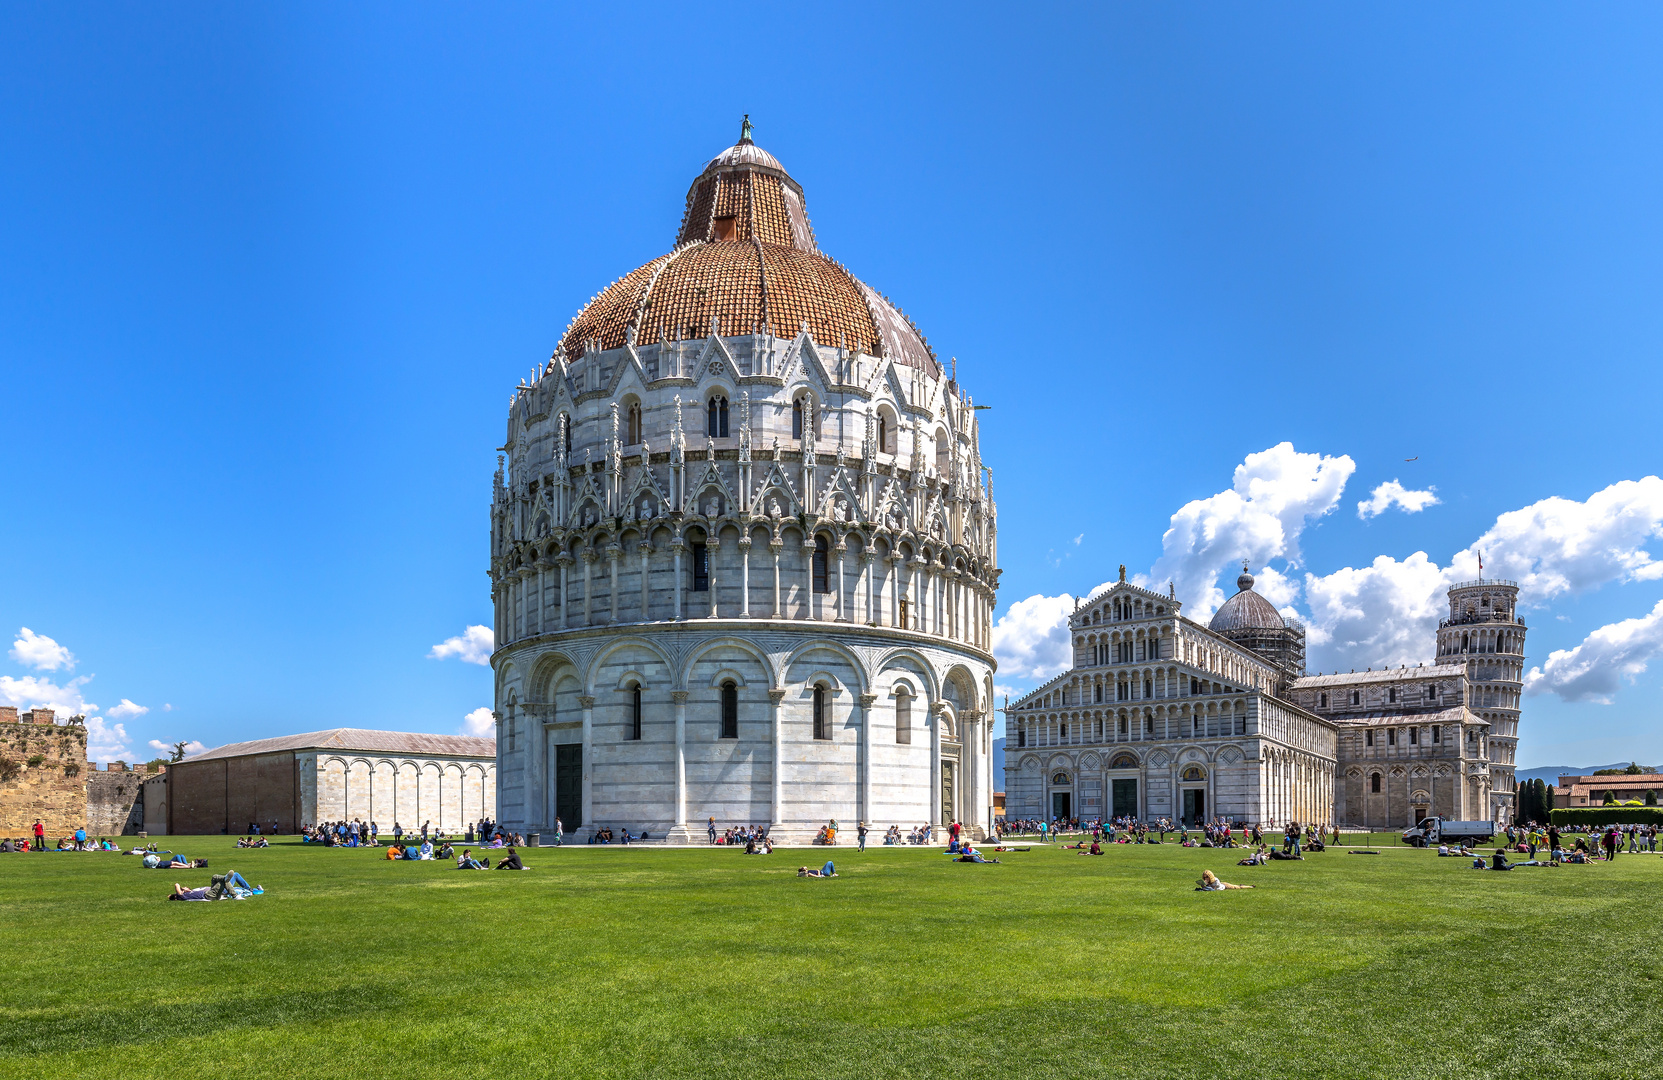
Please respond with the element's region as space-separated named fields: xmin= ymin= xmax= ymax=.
xmin=739 ymin=536 xmax=752 ymax=617
xmin=672 ymin=690 xmax=688 ymax=828
xmin=803 ymin=537 xmax=816 ymax=620
xmin=608 ymin=546 xmax=620 ymax=624
xmin=930 ymin=704 xmax=944 ymax=830
xmin=534 ymin=559 xmax=548 ymax=634
xmin=557 ymin=556 xmax=571 ymax=629
xmin=672 ymin=539 xmax=685 ymax=620
xmin=769 ymin=689 xmax=787 ymax=832
xmin=770 ymin=541 xmax=783 ymax=618
xmin=639 ymin=543 xmax=650 ymax=620
xmin=858 ymin=693 xmax=876 ymax=827
xmin=835 ymin=540 xmax=847 ymax=621
xmin=707 ymin=534 xmax=720 ymax=618
xmin=578 ymin=695 xmax=594 ymax=838
xmin=581 ymin=551 xmax=595 ymax=625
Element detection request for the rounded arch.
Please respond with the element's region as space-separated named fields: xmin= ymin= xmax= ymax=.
xmin=781 ymin=637 xmax=871 ymax=697
xmin=680 ymin=635 xmax=780 ymax=692
xmin=582 ymin=635 xmax=677 ymax=696
xmin=525 ymin=650 xmax=582 ymax=702
xmin=872 ymin=647 xmax=942 ymax=702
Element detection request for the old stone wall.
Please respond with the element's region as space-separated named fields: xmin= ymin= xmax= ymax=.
xmin=0 ymin=715 xmax=89 ymax=837
xmin=87 ymin=765 xmax=151 ymax=835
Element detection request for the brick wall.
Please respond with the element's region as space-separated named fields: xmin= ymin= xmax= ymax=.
xmin=168 ymin=753 xmax=300 ymax=835
xmin=0 ymin=718 xmax=90 ymax=836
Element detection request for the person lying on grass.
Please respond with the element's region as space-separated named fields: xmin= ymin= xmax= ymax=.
xmin=167 ymin=871 xmax=261 ymax=900
xmin=1196 ymin=870 xmax=1253 ymax=891
xmin=144 ymin=853 xmax=202 ymax=869
xmin=495 ymin=847 xmax=525 ymax=870
xmin=1238 ymin=845 xmax=1270 ymax=866
xmin=456 ymin=849 xmax=487 ymax=869
xmin=956 ymin=848 xmax=1000 ymax=863
xmin=1077 ymin=840 xmax=1103 ymax=855
xmin=799 ymin=862 xmax=837 ymax=877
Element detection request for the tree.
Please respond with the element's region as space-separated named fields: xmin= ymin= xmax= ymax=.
xmin=170 ymin=740 xmax=190 ymax=763
xmin=1647 ymin=790 xmax=1658 ymax=807
xmin=1603 ymin=790 xmax=1617 ymax=805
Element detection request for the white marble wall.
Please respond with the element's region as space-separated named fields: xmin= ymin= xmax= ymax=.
xmin=311 ymin=754 xmax=496 ymax=833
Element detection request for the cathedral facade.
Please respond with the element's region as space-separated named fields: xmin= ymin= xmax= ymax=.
xmin=1004 ymin=570 xmax=1523 ymax=829
xmin=488 ymin=122 xmax=998 ymax=842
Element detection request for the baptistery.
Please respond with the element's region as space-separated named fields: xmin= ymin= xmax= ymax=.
xmin=489 ymin=120 xmax=999 ymax=842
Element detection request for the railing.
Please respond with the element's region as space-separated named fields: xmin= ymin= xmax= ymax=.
xmin=1440 ymin=613 xmax=1525 ymax=628
xmin=1449 ymin=579 xmax=1518 ymax=590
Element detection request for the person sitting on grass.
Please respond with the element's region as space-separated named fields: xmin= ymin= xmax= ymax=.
xmin=1238 ymin=846 xmax=1269 ymax=866
xmin=1079 ymin=839 xmax=1103 ymax=855
xmin=495 ymin=847 xmax=524 ymax=870
xmin=456 ymin=849 xmax=487 ymax=870
xmin=417 ymin=839 xmax=435 ymax=860
xmin=1195 ymin=869 xmax=1254 ymax=891
xmin=799 ymin=861 xmax=838 ymax=878
xmin=385 ymin=843 xmax=405 ymax=861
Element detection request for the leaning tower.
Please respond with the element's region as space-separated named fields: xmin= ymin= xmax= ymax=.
xmin=1435 ymin=578 xmax=1524 ymax=824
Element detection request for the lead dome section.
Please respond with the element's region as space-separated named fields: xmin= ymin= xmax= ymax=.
xmin=559 ymin=128 xmax=939 ymax=376
xmin=1209 ymin=569 xmax=1306 ymax=681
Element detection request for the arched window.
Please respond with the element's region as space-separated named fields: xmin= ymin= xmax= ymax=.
xmin=560 ymin=415 xmax=572 ymax=453
xmin=792 ymin=399 xmax=804 ymax=440
xmin=877 ymin=414 xmax=888 ymax=454
xmin=813 ymin=535 xmax=830 ymax=593
xmin=629 ymin=684 xmax=642 ymax=741
xmin=812 ymin=685 xmax=830 ymax=740
xmin=895 ymin=690 xmax=911 ymax=744
xmin=707 ymin=396 xmax=729 ymax=438
xmin=934 ymin=429 xmax=948 ymax=472
xmin=1370 ymin=772 xmax=1382 ymax=794
xmin=627 ymin=402 xmax=642 ymax=444
xmin=720 ymin=681 xmax=738 ymax=739
xmin=691 ymin=541 xmax=709 ymax=592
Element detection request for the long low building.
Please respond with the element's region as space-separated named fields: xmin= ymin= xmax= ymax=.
xmin=163 ymin=729 xmax=496 ymax=835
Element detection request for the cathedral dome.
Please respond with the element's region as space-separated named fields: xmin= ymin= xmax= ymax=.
xmin=558 ymin=119 xmax=940 ymax=376
xmin=1209 ymin=569 xmax=1286 ymax=632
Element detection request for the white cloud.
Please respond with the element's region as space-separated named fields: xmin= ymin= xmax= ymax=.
xmin=86 ymin=717 xmax=131 ymax=762
xmin=147 ymin=738 xmax=207 ymax=756
xmin=992 ymin=587 xmax=1101 ymax=685
xmin=1147 ymin=442 xmax=1355 ymax=619
xmin=1357 ymin=480 xmax=1440 ymax=520
xmin=162 ymin=703 xmax=174 ymax=712
xmin=1072 ymin=533 xmax=1084 ymax=546
xmin=461 ymin=707 xmax=497 ymax=738
xmin=9 ymin=628 xmax=75 ymax=672
xmin=1299 ymin=476 xmax=1663 ymax=674
xmin=1302 ymin=552 xmax=1452 ymax=667
xmin=1526 ymin=598 xmax=1663 ymax=703
xmin=109 ymin=698 xmax=149 ymax=720
xmin=429 ymin=625 xmax=494 ymax=666
xmin=1457 ymin=476 xmax=1663 ymax=600
xmin=0 ymin=672 xmax=97 ymax=717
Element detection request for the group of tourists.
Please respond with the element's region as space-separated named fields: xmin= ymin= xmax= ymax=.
xmin=713 ymin=823 xmax=767 ymax=846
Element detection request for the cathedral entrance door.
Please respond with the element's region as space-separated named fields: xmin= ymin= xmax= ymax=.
xmin=1051 ymin=791 xmax=1071 ymax=821
xmin=1182 ymin=788 xmax=1205 ymax=826
xmin=1112 ymin=779 xmax=1138 ymax=820
xmin=555 ymin=744 xmax=582 ymax=829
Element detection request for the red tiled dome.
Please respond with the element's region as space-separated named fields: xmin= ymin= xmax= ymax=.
xmin=559 ymin=121 xmax=939 ymax=375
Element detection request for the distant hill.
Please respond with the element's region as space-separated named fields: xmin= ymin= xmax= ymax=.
xmin=1517 ymin=763 xmax=1645 ymax=785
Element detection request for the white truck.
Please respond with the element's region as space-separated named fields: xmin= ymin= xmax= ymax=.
xmin=1402 ymin=817 xmax=1496 ymax=847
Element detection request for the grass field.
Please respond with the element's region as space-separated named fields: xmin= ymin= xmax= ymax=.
xmin=1 ymin=836 xmax=1657 ymax=1079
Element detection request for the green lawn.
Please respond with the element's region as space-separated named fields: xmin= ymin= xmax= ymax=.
xmin=1 ymin=836 xmax=1657 ymax=1079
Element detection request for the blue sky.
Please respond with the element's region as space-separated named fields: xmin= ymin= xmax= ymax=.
xmin=2 ymin=6 xmax=1661 ymax=769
